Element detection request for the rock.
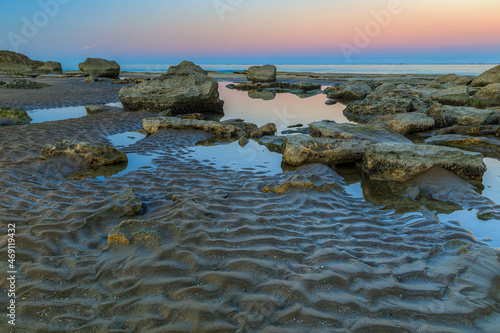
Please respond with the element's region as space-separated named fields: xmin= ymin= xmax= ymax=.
xmin=472 ymin=83 xmax=500 ymax=107
xmin=167 ymin=60 xmax=207 ymax=75
xmin=250 ymin=123 xmax=277 ymax=138
xmin=290 ymin=81 xmax=321 ymax=91
xmin=85 ymin=104 xmax=124 ymax=115
xmin=343 ymin=88 xmax=435 ymax=123
xmin=0 ymin=106 xmax=32 ymax=125
xmin=428 ymin=104 xmax=495 ymax=128
xmin=223 ymin=120 xmax=259 ymax=137
xmin=471 ymin=65 xmax=500 ymax=87
xmin=436 ymin=124 xmax=500 ymax=136
xmin=425 ymin=134 xmax=500 ymax=156
xmin=40 ymin=140 xmax=127 ymax=166
xmin=36 ymin=61 xmax=63 ymax=74
xmin=0 ymin=81 xmax=5 ymax=86
xmin=327 ymin=82 xmax=372 ymax=101
xmin=231 ymin=81 xmax=290 ymax=91
xmin=238 ymin=137 xmax=249 ymax=147
xmin=4 ymin=79 xmax=47 ymax=89
xmin=310 ymin=120 xmax=412 ymax=144
xmin=325 ymin=99 xmax=337 ymax=105
xmin=283 ymin=134 xmax=371 ymax=166
xmin=373 ymin=83 xmax=397 ymax=94
xmin=78 ymin=57 xmax=120 ymax=78
xmin=370 ymin=113 xmax=435 ymax=135
xmin=142 ymin=116 xmax=242 ymax=137
xmin=430 ymin=86 xmax=470 ymax=106
xmin=247 ymin=65 xmax=277 ymax=82
xmin=84 ymin=75 xmax=99 ymax=83
xmin=281 ymin=128 xmax=310 ymax=135
xmin=178 ymin=113 xmax=204 ymax=120
xmin=257 ymin=136 xmax=286 ymax=153
xmin=248 ymin=90 xmax=276 ymax=101
xmin=453 ymin=75 xmax=476 ymax=85
xmin=363 ymin=142 xmax=486 ymax=181
xmin=108 ymin=220 xmax=162 ymax=247
xmin=435 ymin=74 xmax=458 ymax=84
xmin=119 ymin=62 xmax=224 ymax=113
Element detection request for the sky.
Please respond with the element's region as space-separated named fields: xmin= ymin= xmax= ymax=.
xmin=0 ymin=0 xmax=499 ymax=68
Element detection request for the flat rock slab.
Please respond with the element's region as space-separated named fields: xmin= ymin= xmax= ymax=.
xmin=364 ymin=142 xmax=486 ymax=181
xmin=143 ymin=116 xmax=242 ymax=137
xmin=425 ymin=134 xmax=500 ymax=155
xmin=428 ymin=104 xmax=496 ymax=128
xmin=85 ymin=104 xmax=124 ymax=114
xmin=283 ymin=134 xmax=371 ymax=166
xmin=310 ymin=121 xmax=412 ymax=144
xmin=40 ymin=140 xmax=127 ymax=166
xmin=370 ymin=112 xmax=435 ymax=135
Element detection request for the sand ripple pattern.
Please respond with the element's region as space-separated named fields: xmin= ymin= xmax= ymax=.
xmin=0 ymin=112 xmax=499 ymax=332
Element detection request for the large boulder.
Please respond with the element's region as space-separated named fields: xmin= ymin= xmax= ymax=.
xmin=283 ymin=134 xmax=371 ymax=166
xmin=430 ymin=86 xmax=470 ymax=106
xmin=247 ymin=65 xmax=277 ymax=83
xmin=85 ymin=104 xmax=124 ymax=115
xmin=119 ymin=62 xmax=223 ymax=113
xmin=343 ymin=89 xmax=435 ymax=123
xmin=470 ymin=65 xmax=500 ymax=87
xmin=78 ymin=58 xmax=120 ymax=78
xmin=370 ymin=112 xmax=435 ymax=135
xmin=0 ymin=106 xmax=32 ymax=126
xmin=327 ymin=82 xmax=372 ymax=101
xmin=427 ymin=104 xmax=496 ymax=128
xmin=40 ymin=140 xmax=127 ymax=166
xmin=310 ymin=120 xmax=412 ymax=144
xmin=0 ymin=50 xmax=61 ymax=76
xmin=472 ymin=83 xmax=500 ymax=107
xmin=363 ymin=142 xmax=486 ymax=181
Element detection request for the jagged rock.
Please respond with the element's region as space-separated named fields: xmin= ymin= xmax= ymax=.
xmin=472 ymin=83 xmax=500 ymax=107
xmin=343 ymin=88 xmax=435 ymax=123
xmin=257 ymin=136 xmax=286 ymax=153
xmin=78 ymin=57 xmax=120 ymax=78
xmin=428 ymin=104 xmax=496 ymax=128
xmin=425 ymin=134 xmax=500 ymax=155
xmin=4 ymin=79 xmax=47 ymax=89
xmin=120 ymin=62 xmax=223 ymax=113
xmin=370 ymin=113 xmax=435 ymax=135
xmin=247 ymin=65 xmax=277 ymax=82
xmin=40 ymin=140 xmax=127 ymax=166
xmin=364 ymin=142 xmax=486 ymax=181
xmin=142 ymin=116 xmax=242 ymax=137
xmin=430 ymin=86 xmax=470 ymax=106
xmin=471 ymin=65 xmax=500 ymax=87
xmin=250 ymin=123 xmax=277 ymax=138
xmin=0 ymin=106 xmax=32 ymax=125
xmin=327 ymin=82 xmax=372 ymax=101
xmin=291 ymin=81 xmax=321 ymax=91
xmin=283 ymin=134 xmax=371 ymax=166
xmin=310 ymin=120 xmax=412 ymax=143
xmin=85 ymin=104 xmax=124 ymax=115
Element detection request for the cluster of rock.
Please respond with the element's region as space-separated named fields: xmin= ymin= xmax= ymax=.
xmin=119 ymin=61 xmax=224 ymax=114
xmin=0 ymin=50 xmax=62 ymax=76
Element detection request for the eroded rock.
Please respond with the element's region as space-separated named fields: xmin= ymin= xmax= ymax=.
xmin=40 ymin=140 xmax=127 ymax=166
xmin=0 ymin=106 xmax=32 ymax=125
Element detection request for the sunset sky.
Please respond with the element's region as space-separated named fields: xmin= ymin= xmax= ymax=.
xmin=0 ymin=0 xmax=499 ymax=67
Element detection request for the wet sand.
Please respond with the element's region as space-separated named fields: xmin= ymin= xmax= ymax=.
xmin=0 ymin=76 xmax=499 ymax=332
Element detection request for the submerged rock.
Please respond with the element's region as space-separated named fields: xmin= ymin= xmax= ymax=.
xmin=142 ymin=116 xmax=242 ymax=137
xmin=120 ymin=62 xmax=224 ymax=113
xmin=310 ymin=120 xmax=412 ymax=144
xmin=364 ymin=142 xmax=486 ymax=181
xmin=425 ymin=134 xmax=500 ymax=155
xmin=40 ymin=140 xmax=127 ymax=166
xmin=470 ymin=65 xmax=500 ymax=87
xmin=85 ymin=104 xmax=124 ymax=114
xmin=290 ymin=81 xmax=321 ymax=91
xmin=78 ymin=57 xmax=120 ymax=78
xmin=247 ymin=65 xmax=277 ymax=82
xmin=430 ymin=86 xmax=470 ymax=106
xmin=283 ymin=134 xmax=371 ymax=166
xmin=427 ymin=104 xmax=496 ymax=128
xmin=370 ymin=113 xmax=435 ymax=135
xmin=343 ymin=88 xmax=435 ymax=123
xmin=0 ymin=106 xmax=32 ymax=126
xmin=472 ymin=83 xmax=500 ymax=107
xmin=4 ymin=79 xmax=47 ymax=89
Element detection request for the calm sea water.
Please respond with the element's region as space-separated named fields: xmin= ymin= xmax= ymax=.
xmin=112 ymin=64 xmax=497 ymax=76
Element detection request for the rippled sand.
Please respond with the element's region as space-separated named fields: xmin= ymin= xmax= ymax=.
xmin=1 ymin=110 xmax=500 ymax=332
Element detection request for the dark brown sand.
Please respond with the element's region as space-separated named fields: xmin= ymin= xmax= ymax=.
xmin=0 ymin=78 xmax=499 ymax=332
